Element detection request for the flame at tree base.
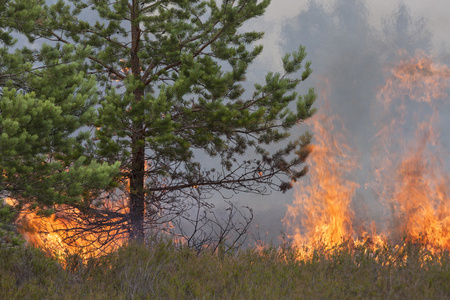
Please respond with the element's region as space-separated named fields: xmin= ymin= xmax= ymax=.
xmin=4 ymin=197 xmax=125 ymax=262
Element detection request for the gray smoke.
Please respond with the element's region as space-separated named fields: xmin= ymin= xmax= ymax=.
xmin=248 ymin=0 xmax=450 ymax=244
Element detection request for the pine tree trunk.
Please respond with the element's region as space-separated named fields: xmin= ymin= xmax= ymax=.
xmin=129 ymin=131 xmax=145 ymax=241
xmin=129 ymin=0 xmax=145 ymax=241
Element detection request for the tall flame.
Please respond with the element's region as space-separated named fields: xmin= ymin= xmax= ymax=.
xmin=283 ymin=100 xmax=359 ymax=250
xmin=284 ymin=51 xmax=450 ymax=255
xmin=374 ymin=51 xmax=450 ymax=250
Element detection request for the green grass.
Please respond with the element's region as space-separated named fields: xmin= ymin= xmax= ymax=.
xmin=1 ymin=238 xmax=449 ymax=300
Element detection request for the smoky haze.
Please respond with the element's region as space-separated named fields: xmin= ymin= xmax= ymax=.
xmin=245 ymin=0 xmax=450 ymax=244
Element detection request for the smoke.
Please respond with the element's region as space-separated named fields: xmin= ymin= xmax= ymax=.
xmin=249 ymin=0 xmax=450 ymax=243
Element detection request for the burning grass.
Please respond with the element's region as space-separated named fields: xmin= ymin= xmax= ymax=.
xmin=0 ymin=238 xmax=449 ymax=299
xmin=1 ymin=198 xmax=449 ymax=298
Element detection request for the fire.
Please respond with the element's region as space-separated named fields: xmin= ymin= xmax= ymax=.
xmin=378 ymin=51 xmax=450 ymax=106
xmin=375 ymin=51 xmax=450 ymax=251
xmin=5 ymin=197 xmax=125 ymax=262
xmin=283 ymin=105 xmax=359 ymax=250
xmin=284 ymin=51 xmax=450 ymax=258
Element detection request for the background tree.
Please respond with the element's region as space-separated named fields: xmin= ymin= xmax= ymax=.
xmin=5 ymin=0 xmax=316 ymax=247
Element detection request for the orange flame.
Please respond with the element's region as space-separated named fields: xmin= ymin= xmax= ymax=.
xmin=378 ymin=51 xmax=450 ymax=106
xmin=283 ymin=109 xmax=359 ymax=250
xmin=284 ymin=51 xmax=450 ymax=258
xmin=5 ymin=197 xmax=126 ymax=262
xmin=374 ymin=52 xmax=450 ymax=250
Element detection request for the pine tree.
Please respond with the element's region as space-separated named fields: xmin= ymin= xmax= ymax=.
xmin=4 ymin=0 xmax=316 ymax=244
xmin=0 ymin=9 xmax=119 ymax=215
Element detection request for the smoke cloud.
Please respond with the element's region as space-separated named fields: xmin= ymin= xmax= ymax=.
xmin=248 ymin=0 xmax=450 ymax=244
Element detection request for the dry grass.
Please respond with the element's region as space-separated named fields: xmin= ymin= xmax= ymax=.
xmin=1 ymin=237 xmax=449 ymax=299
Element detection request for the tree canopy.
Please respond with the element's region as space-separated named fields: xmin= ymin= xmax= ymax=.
xmin=1 ymin=0 xmax=316 ymax=247
xmin=0 ymin=21 xmax=119 ymax=215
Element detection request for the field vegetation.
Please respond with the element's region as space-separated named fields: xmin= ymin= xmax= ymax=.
xmin=1 ymin=231 xmax=449 ymax=299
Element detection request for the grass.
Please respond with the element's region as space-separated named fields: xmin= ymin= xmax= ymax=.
xmin=1 ymin=236 xmax=449 ymax=300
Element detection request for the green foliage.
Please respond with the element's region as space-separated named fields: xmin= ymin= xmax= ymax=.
xmin=0 ymin=199 xmax=23 ymax=248
xmin=0 ymin=15 xmax=120 ymax=213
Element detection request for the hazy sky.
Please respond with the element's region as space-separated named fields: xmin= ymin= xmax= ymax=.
xmin=253 ymin=0 xmax=450 ymax=69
